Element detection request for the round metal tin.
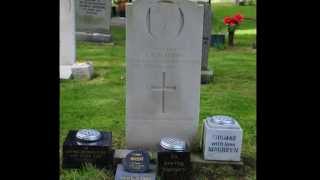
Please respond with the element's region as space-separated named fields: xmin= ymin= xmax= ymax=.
xmin=76 ymin=129 xmax=102 ymax=142
xmin=160 ymin=137 xmax=186 ymax=151
xmin=206 ymin=115 xmax=236 ymax=128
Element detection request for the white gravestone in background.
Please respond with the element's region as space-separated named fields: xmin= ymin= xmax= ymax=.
xmin=60 ymin=0 xmax=76 ymax=79
xmin=60 ymin=0 xmax=94 ymax=79
xmin=126 ymin=0 xmax=204 ymax=150
xmin=76 ymin=0 xmax=112 ymax=43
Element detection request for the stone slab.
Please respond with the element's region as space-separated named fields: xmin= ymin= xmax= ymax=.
xmin=115 ymin=164 xmax=156 ymax=180
xmin=190 ymin=153 xmax=244 ymax=165
xmin=113 ymin=149 xmax=243 ymax=165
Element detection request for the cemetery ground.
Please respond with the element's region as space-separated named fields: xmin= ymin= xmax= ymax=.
xmin=60 ymin=3 xmax=256 ymax=180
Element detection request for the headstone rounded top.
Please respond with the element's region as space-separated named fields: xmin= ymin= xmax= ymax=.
xmin=160 ymin=137 xmax=186 ymax=151
xmin=206 ymin=115 xmax=237 ymax=128
xmin=123 ymin=150 xmax=150 ymax=173
xmin=76 ymin=129 xmax=102 ymax=142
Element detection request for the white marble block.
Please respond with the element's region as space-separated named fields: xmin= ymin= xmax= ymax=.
xmin=126 ymin=0 xmax=204 ymax=150
xmin=71 ymin=62 xmax=94 ymax=80
xmin=203 ymin=115 xmax=243 ymax=161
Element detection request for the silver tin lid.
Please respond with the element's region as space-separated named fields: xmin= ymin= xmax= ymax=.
xmin=160 ymin=137 xmax=186 ymax=151
xmin=76 ymin=129 xmax=102 ymax=142
xmin=206 ymin=115 xmax=238 ymax=129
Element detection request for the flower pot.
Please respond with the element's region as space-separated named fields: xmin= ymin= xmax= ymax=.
xmin=210 ymin=34 xmax=225 ymax=48
xmin=111 ymin=6 xmax=117 ymax=17
xmin=228 ymin=31 xmax=235 ymax=46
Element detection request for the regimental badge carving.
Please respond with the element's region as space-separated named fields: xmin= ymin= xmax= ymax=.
xmin=146 ymin=0 xmax=184 ymax=40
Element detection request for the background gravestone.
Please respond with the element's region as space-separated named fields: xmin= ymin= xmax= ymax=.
xmin=200 ymin=0 xmax=214 ymax=84
xmin=60 ymin=0 xmax=94 ymax=79
xmin=126 ymin=0 xmax=204 ymax=150
xmin=76 ymin=0 xmax=112 ymax=43
xmin=60 ymin=0 xmax=76 ymax=79
xmin=193 ymin=0 xmax=214 ymax=84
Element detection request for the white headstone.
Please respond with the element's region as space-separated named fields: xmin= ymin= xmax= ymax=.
xmin=60 ymin=0 xmax=94 ymax=80
xmin=203 ymin=116 xmax=243 ymax=161
xmin=60 ymin=0 xmax=76 ymax=79
xmin=126 ymin=0 xmax=204 ymax=150
xmin=76 ymin=0 xmax=112 ymax=42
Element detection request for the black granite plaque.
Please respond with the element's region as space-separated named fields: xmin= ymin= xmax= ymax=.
xmin=123 ymin=150 xmax=150 ymax=173
xmin=157 ymin=145 xmax=191 ymax=180
xmin=62 ymin=130 xmax=114 ymax=169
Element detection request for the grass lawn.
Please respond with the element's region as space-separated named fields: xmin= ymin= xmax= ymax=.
xmin=60 ymin=3 xmax=256 ymax=180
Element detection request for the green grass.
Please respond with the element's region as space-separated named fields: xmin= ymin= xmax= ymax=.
xmin=60 ymin=3 xmax=256 ymax=180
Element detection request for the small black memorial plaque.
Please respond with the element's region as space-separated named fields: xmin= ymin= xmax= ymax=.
xmin=62 ymin=129 xmax=114 ymax=169
xmin=157 ymin=137 xmax=191 ymax=180
xmin=123 ymin=150 xmax=150 ymax=173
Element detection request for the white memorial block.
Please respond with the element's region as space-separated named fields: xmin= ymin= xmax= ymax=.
xmin=126 ymin=0 xmax=204 ymax=150
xmin=203 ymin=115 xmax=243 ymax=161
xmin=71 ymin=62 xmax=94 ymax=79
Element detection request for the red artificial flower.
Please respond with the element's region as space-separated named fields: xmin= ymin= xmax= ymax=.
xmin=224 ymin=16 xmax=232 ymax=25
xmin=234 ymin=13 xmax=244 ymax=23
xmin=231 ymin=18 xmax=238 ymax=25
xmin=229 ymin=21 xmax=236 ymax=27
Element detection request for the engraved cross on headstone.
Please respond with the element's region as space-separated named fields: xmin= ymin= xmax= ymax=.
xmin=151 ymin=72 xmax=176 ymax=113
